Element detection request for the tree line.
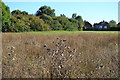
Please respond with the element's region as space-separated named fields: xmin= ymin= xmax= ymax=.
xmin=1 ymin=1 xmax=120 ymax=32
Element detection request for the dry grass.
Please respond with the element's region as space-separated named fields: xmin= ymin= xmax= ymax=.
xmin=2 ymin=32 xmax=119 ymax=78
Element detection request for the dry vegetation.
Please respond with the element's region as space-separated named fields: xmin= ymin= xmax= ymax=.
xmin=2 ymin=32 xmax=119 ymax=78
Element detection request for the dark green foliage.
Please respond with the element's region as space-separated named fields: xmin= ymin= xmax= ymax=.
xmin=51 ymin=20 xmax=62 ymax=30
xmin=39 ymin=14 xmax=53 ymax=24
xmin=75 ymin=15 xmax=83 ymax=21
xmin=109 ymin=27 xmax=120 ymax=31
xmin=35 ymin=5 xmax=55 ymax=17
xmin=69 ymin=18 xmax=78 ymax=23
xmin=78 ymin=20 xmax=84 ymax=31
xmin=72 ymin=13 xmax=77 ymax=19
xmin=1 ymin=1 xmax=11 ymax=32
xmin=109 ymin=20 xmax=117 ymax=27
xmin=11 ymin=10 xmax=28 ymax=16
xmin=21 ymin=11 xmax=28 ymax=15
xmin=29 ymin=15 xmax=51 ymax=31
xmin=65 ymin=23 xmax=78 ymax=31
xmin=10 ymin=15 xmax=30 ymax=32
xmin=55 ymin=16 xmax=79 ymax=31
xmin=40 ymin=15 xmax=79 ymax=31
xmin=60 ymin=14 xmax=66 ymax=17
xmin=75 ymin=16 xmax=84 ymax=31
xmin=10 ymin=14 xmax=50 ymax=32
xmin=11 ymin=10 xmax=21 ymax=16
xmin=2 ymin=3 xmax=118 ymax=32
xmin=0 ymin=1 xmax=2 ymax=31
xmin=1 ymin=3 xmax=84 ymax=32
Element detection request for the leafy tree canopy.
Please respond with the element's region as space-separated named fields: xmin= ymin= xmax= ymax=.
xmin=11 ymin=10 xmax=28 ymax=16
xmin=75 ymin=15 xmax=83 ymax=21
xmin=72 ymin=13 xmax=77 ymax=19
xmin=35 ymin=5 xmax=55 ymax=17
xmin=1 ymin=1 xmax=11 ymax=32
xmin=109 ymin=20 xmax=117 ymax=27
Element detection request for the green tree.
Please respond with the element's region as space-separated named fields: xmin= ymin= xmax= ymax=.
xmin=11 ymin=10 xmax=28 ymax=16
xmin=51 ymin=20 xmax=62 ymax=30
xmin=75 ymin=15 xmax=82 ymax=21
xmin=35 ymin=5 xmax=55 ymax=17
xmin=75 ymin=15 xmax=84 ymax=31
xmin=69 ymin=18 xmax=78 ymax=23
xmin=29 ymin=15 xmax=51 ymax=31
xmin=109 ymin=20 xmax=117 ymax=27
xmin=55 ymin=16 xmax=78 ymax=31
xmin=78 ymin=20 xmax=84 ymax=31
xmin=39 ymin=14 xmax=53 ymax=24
xmin=21 ymin=11 xmax=28 ymax=15
xmin=72 ymin=13 xmax=77 ymax=19
xmin=11 ymin=10 xmax=22 ymax=16
xmin=1 ymin=1 xmax=11 ymax=32
xmin=60 ymin=14 xmax=66 ymax=17
xmin=0 ymin=1 xmax=2 ymax=31
xmin=10 ymin=15 xmax=30 ymax=32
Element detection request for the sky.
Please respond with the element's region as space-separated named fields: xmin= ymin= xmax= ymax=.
xmin=2 ymin=0 xmax=120 ymax=2
xmin=3 ymin=1 xmax=118 ymax=24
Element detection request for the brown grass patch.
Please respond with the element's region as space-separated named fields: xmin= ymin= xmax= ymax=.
xmin=2 ymin=33 xmax=119 ymax=78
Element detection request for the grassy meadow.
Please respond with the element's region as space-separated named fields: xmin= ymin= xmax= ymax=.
xmin=2 ymin=31 xmax=119 ymax=78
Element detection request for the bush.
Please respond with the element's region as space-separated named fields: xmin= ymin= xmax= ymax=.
xmin=55 ymin=16 xmax=79 ymax=31
xmin=110 ymin=27 xmax=120 ymax=31
xmin=51 ymin=20 xmax=62 ymax=30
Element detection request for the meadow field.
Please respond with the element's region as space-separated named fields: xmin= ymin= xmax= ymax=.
xmin=2 ymin=31 xmax=119 ymax=78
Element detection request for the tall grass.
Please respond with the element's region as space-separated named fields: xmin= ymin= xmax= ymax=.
xmin=2 ymin=33 xmax=119 ymax=78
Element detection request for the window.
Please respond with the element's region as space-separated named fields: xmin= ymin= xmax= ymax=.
xmin=99 ymin=26 xmax=102 ymax=29
xmin=104 ymin=26 xmax=107 ymax=29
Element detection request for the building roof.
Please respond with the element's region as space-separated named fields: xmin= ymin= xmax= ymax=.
xmin=84 ymin=21 xmax=92 ymax=27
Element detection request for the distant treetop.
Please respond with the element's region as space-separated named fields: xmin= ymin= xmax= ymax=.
xmin=35 ymin=5 xmax=55 ymax=17
xmin=11 ymin=10 xmax=28 ymax=16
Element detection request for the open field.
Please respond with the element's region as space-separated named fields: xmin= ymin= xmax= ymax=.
xmin=4 ymin=31 xmax=120 ymax=35
xmin=2 ymin=32 xmax=119 ymax=78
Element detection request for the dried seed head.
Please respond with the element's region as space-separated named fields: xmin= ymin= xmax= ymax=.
xmin=59 ymin=65 xmax=61 ymax=68
xmin=55 ymin=50 xmax=58 ymax=53
xmin=44 ymin=44 xmax=47 ymax=48
xmin=69 ymin=50 xmax=72 ymax=53
xmin=8 ymin=47 xmax=11 ymax=50
xmin=56 ymin=37 xmax=59 ymax=40
xmin=11 ymin=46 xmax=15 ymax=49
xmin=73 ymin=48 xmax=76 ymax=52
xmin=63 ymin=39 xmax=67 ymax=42
xmin=99 ymin=64 xmax=104 ymax=69
xmin=67 ymin=46 xmax=70 ymax=49
xmin=61 ymin=54 xmax=64 ymax=56
xmin=65 ymin=45 xmax=67 ymax=48
xmin=47 ymin=48 xmax=50 ymax=51
xmin=25 ymin=42 xmax=28 ymax=45
xmin=12 ymin=58 xmax=15 ymax=60
xmin=8 ymin=53 xmax=11 ymax=56
xmin=52 ymin=41 xmax=54 ymax=43
xmin=11 ymin=50 xmax=14 ymax=53
xmin=55 ymin=44 xmax=59 ymax=47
